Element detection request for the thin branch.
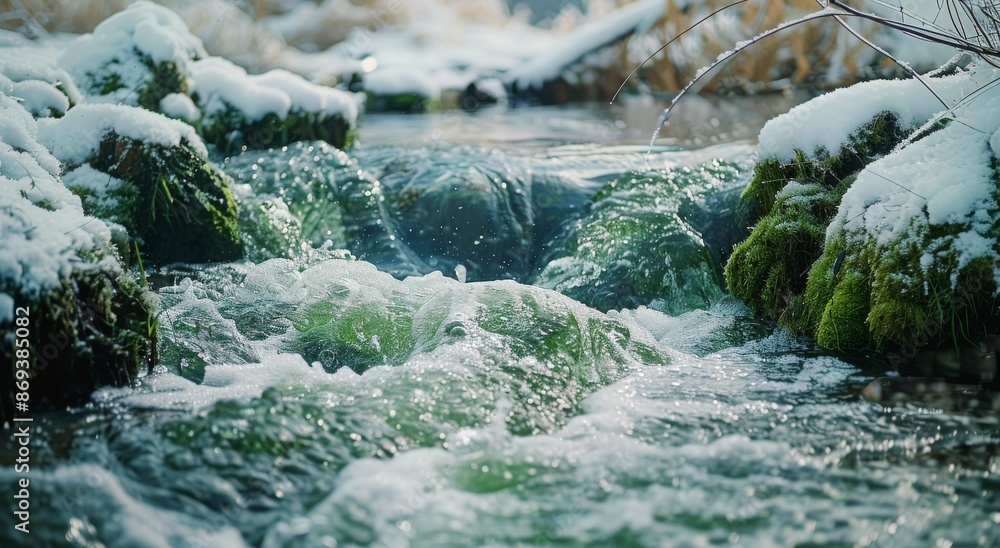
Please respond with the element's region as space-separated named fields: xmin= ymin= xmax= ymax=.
xmin=831 ymin=13 xmax=948 ymax=108
xmin=610 ymin=0 xmax=750 ymax=104
xmin=654 ymin=7 xmax=849 ymax=130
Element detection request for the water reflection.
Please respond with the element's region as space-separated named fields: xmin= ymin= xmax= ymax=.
xmin=356 ymin=90 xmax=816 ymax=150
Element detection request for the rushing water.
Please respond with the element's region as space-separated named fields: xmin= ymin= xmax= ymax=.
xmin=2 ymin=100 xmax=999 ymax=547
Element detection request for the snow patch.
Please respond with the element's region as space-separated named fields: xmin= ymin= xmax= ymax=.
xmin=11 ymin=80 xmax=69 ymax=118
xmin=364 ymin=65 xmax=441 ymax=98
xmin=507 ymin=0 xmax=666 ymax=89
xmin=159 ymin=92 xmax=200 ymax=122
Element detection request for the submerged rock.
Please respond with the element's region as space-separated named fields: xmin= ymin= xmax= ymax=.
xmin=461 ymin=77 xmax=507 ymax=112
xmin=38 ymin=104 xmax=243 ymax=266
xmin=0 ymin=94 xmax=155 ymax=422
xmin=376 ymin=146 xmax=534 ymax=281
xmin=160 ymin=257 xmax=667 ymax=438
xmin=536 ymin=159 xmax=747 ymax=314
xmin=224 ymin=141 xmax=422 ymax=275
xmin=157 ymin=282 xmax=259 ymax=383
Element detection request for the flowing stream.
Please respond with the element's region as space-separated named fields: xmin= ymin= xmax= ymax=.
xmin=2 ymin=99 xmax=999 ymax=547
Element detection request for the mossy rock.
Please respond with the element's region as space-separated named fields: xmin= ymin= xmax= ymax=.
xmin=727 ymin=111 xmax=914 ymax=329
xmin=726 ymin=178 xmax=852 ymax=322
xmin=536 ymin=161 xmax=745 ymax=313
xmin=365 ymin=92 xmax=439 ymax=113
xmin=68 ymin=131 xmax=243 ymax=266
xmin=157 ymin=287 xmax=259 ymax=383
xmin=0 ymin=91 xmax=158 ymax=423
xmin=739 ymin=111 xmax=910 ymax=225
xmin=802 ymin=224 xmax=1000 ymax=362
xmin=59 ymin=2 xmax=204 ymax=112
xmin=731 ymin=106 xmax=1000 ymax=381
xmin=1 ymin=269 xmax=156 ymax=423
xmin=80 ymin=51 xmax=190 ymax=112
xmin=199 ymin=104 xmax=356 ymax=154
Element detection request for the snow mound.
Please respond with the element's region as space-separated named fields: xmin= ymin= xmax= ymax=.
xmin=758 ymin=72 xmax=981 ymax=162
xmin=191 ymin=56 xmax=358 ymax=124
xmin=0 ymin=94 xmax=114 ymax=299
xmin=59 ymin=0 xmax=206 ymax=108
xmin=36 ymin=103 xmax=207 ymax=165
xmin=0 ymin=45 xmax=82 ymax=107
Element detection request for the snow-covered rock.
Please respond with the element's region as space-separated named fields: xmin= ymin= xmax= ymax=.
xmin=59 ymin=0 xmax=205 ymax=110
xmin=727 ymin=63 xmax=1000 ymax=382
xmin=0 ymin=93 xmax=155 ymax=421
xmin=0 ymin=45 xmax=81 ymax=117
xmin=37 ymin=103 xmax=244 ymax=266
xmin=191 ymin=56 xmax=359 ymax=151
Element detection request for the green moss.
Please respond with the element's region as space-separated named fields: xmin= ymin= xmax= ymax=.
xmin=199 ymin=103 xmax=356 ymax=154
xmin=796 ymin=198 xmax=1000 ymax=357
xmin=866 ymin=240 xmax=929 ymax=350
xmin=726 ymin=111 xmax=931 ymax=352
xmin=1 ymin=268 xmax=156 ymax=423
xmin=815 ymin=270 xmax=871 ymax=352
xmin=794 ymin=235 xmax=844 ymax=335
xmin=725 ymin=178 xmax=850 ymax=321
xmin=96 ymin=72 xmax=124 ymax=95
xmin=776 ymin=152 xmax=1000 ymax=362
xmin=74 ymin=131 xmax=243 ymax=266
xmin=83 ymin=50 xmax=191 ymax=112
xmin=739 ymin=111 xmax=910 ymax=225
xmin=136 ymin=58 xmax=188 ymax=111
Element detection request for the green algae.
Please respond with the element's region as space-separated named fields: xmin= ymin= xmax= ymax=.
xmin=536 ymin=161 xmax=746 ymax=313
xmin=224 ymin=141 xmax=421 ymax=276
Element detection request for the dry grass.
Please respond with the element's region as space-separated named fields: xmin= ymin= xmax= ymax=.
xmin=592 ymin=0 xmax=881 ymax=95
xmin=1 ymin=0 xmax=976 ymax=99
